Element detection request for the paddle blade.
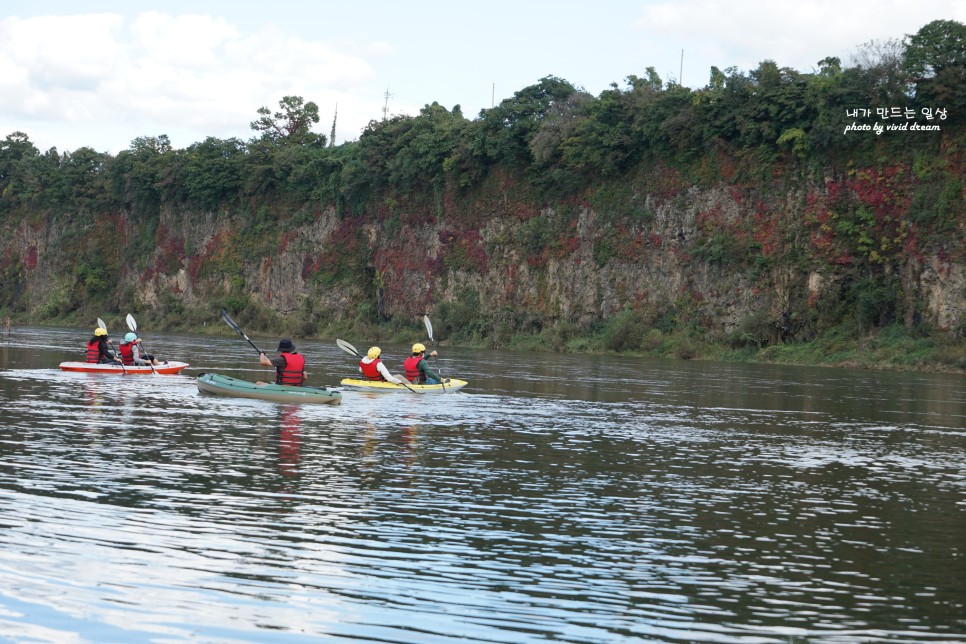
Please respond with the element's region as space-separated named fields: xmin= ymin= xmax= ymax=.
xmin=423 ymin=315 xmax=434 ymax=341
xmin=220 ymin=309 xmax=242 ymax=335
xmin=97 ymin=317 xmax=107 ymax=332
xmin=126 ymin=313 xmax=137 ymax=332
xmin=220 ymin=309 xmax=263 ymax=355
xmin=336 ymin=339 xmax=361 ymax=358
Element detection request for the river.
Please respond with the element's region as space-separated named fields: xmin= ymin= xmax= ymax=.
xmin=1 ymin=324 xmax=964 ymax=643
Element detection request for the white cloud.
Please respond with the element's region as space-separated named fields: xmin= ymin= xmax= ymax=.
xmin=0 ymin=11 xmax=381 ymax=152
xmin=0 ymin=13 xmax=126 ymax=124
xmin=635 ymin=0 xmax=966 ymax=82
xmin=2 ymin=14 xmax=125 ymax=90
xmin=128 ymin=11 xmax=238 ymax=69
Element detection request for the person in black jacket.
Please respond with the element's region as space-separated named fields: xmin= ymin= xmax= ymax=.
xmin=86 ymin=327 xmax=118 ymax=364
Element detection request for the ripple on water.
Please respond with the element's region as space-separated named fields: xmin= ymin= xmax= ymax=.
xmin=1 ymin=331 xmax=966 ymax=642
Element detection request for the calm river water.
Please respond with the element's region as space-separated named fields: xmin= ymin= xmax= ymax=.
xmin=0 ymin=324 xmax=964 ymax=643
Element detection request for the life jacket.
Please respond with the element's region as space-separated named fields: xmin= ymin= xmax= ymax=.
xmin=404 ymin=355 xmax=423 ymax=383
xmin=118 ymin=341 xmax=135 ymax=365
xmin=276 ymin=352 xmax=305 ymax=386
xmin=86 ymin=338 xmax=102 ymax=363
xmin=359 ymin=357 xmax=385 ymax=381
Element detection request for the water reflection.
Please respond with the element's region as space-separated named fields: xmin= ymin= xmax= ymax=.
xmin=1 ymin=326 xmax=965 ymax=642
xmin=278 ymin=405 xmax=302 ymax=478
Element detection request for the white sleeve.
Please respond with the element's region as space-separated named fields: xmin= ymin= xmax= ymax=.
xmin=377 ymin=361 xmax=401 ymax=384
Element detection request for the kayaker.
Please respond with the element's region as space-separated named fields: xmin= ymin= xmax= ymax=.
xmin=118 ymin=333 xmax=135 ymax=365
xmin=358 ymin=347 xmax=405 ymax=384
xmin=121 ymin=332 xmax=161 ymax=366
xmin=403 ymin=343 xmax=442 ymax=384
xmin=259 ymin=338 xmax=306 ymax=386
xmin=86 ymin=327 xmax=118 ymax=364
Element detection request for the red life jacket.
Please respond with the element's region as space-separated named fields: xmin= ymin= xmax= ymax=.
xmin=404 ymin=355 xmax=423 ymax=383
xmin=359 ymin=358 xmax=385 ymax=381
xmin=276 ymin=352 xmax=305 ymax=386
xmin=118 ymin=342 xmax=135 ymax=365
xmin=86 ymin=339 xmax=102 ymax=363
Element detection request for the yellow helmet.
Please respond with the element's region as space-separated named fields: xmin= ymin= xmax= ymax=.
xmin=94 ymin=327 xmax=107 ymax=336
xmin=412 ymin=343 xmax=426 ymax=354
xmin=367 ymin=346 xmax=381 ymax=359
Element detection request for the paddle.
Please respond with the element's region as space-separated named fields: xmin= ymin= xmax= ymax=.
xmin=220 ymin=308 xmax=265 ymax=356
xmin=423 ymin=314 xmax=446 ymax=392
xmin=336 ymin=339 xmax=418 ymax=394
xmin=97 ymin=317 xmax=125 ymax=374
xmin=126 ymin=313 xmax=157 ymax=374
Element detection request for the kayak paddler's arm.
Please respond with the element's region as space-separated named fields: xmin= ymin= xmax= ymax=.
xmin=420 ymin=361 xmax=441 ymax=382
xmin=376 ymin=361 xmax=404 ymax=384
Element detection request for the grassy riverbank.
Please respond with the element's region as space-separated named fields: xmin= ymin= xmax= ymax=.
xmin=10 ymin=306 xmax=966 ymax=375
xmin=496 ymin=321 xmax=966 ymax=374
xmin=424 ymin=318 xmax=966 ymax=374
xmin=322 ymin=313 xmax=966 ymax=374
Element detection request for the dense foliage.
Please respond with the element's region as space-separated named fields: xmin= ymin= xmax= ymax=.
xmin=1 ymin=21 xmax=965 ymax=359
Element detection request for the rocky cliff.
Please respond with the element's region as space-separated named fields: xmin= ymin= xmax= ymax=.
xmin=8 ymin=159 xmax=961 ymax=346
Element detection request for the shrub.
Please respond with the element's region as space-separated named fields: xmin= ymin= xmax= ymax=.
xmin=726 ymin=309 xmax=776 ymax=348
xmin=852 ymin=275 xmax=901 ymax=331
xmin=601 ymin=309 xmax=649 ymax=351
xmin=642 ymin=328 xmax=665 ymax=352
xmin=432 ymin=290 xmax=490 ymax=341
xmin=592 ymin=238 xmax=616 ymax=267
xmin=541 ymin=320 xmax=581 ymax=351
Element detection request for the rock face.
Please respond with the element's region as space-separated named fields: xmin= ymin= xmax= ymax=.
xmin=4 ymin=177 xmax=964 ymax=339
xmin=922 ymin=257 xmax=966 ymax=332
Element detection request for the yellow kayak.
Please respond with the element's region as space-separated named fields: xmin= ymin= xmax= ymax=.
xmin=340 ymin=378 xmax=467 ymax=394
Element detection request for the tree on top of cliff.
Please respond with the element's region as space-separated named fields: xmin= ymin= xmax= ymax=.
xmin=250 ymin=96 xmax=326 ymax=147
xmin=475 ymin=76 xmax=579 ymax=168
xmin=902 ymin=19 xmax=966 ymax=120
xmin=903 ymin=19 xmax=966 ymax=79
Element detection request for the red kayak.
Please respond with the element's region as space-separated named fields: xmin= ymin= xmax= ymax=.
xmin=59 ymin=361 xmax=190 ymax=375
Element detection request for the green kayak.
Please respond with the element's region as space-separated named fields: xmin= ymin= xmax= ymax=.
xmin=197 ymin=373 xmax=342 ymax=405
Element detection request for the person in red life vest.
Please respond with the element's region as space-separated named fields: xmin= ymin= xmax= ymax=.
xmin=358 ymin=346 xmax=405 ymax=383
xmin=120 ymin=332 xmax=161 ymax=366
xmin=86 ymin=327 xmax=118 ymax=364
xmin=118 ymin=333 xmax=135 ymax=365
xmin=403 ymin=343 xmax=442 ymax=384
xmin=259 ymin=338 xmax=306 ymax=386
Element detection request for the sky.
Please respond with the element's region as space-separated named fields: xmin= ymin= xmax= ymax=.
xmin=1 ymin=1 xmax=963 ymax=154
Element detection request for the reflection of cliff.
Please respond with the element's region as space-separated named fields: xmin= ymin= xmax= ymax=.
xmin=360 ymin=416 xmax=419 ymax=478
xmin=397 ymin=423 xmax=417 ymax=469
xmin=278 ymin=406 xmax=301 ymax=478
xmin=84 ymin=378 xmax=102 ymax=411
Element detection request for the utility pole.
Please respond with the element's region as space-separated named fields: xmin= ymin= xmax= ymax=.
xmin=382 ymin=85 xmax=392 ymax=121
xmin=680 ymin=49 xmax=684 ymax=86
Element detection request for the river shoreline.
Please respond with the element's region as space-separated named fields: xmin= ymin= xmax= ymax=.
xmin=12 ymin=312 xmax=965 ymax=376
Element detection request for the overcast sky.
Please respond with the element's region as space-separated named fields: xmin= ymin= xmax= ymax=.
xmin=1 ymin=1 xmax=962 ymax=154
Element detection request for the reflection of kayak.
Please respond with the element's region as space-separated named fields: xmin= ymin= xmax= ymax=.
xmin=197 ymin=373 xmax=342 ymax=405
xmin=59 ymin=361 xmax=190 ymax=375
xmin=340 ymin=378 xmax=468 ymax=394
